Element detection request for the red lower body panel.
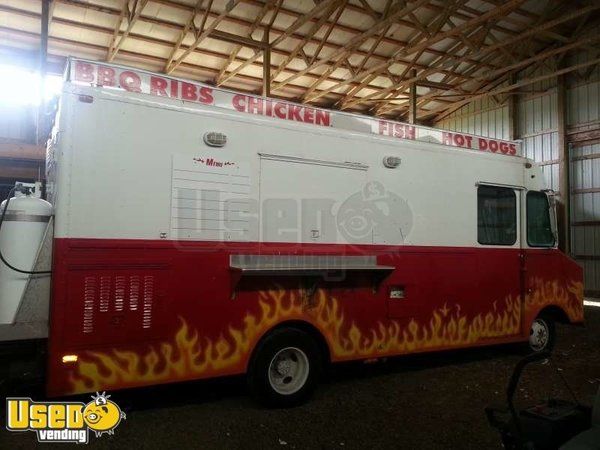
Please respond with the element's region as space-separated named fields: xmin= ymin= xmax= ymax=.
xmin=46 ymin=239 xmax=584 ymax=396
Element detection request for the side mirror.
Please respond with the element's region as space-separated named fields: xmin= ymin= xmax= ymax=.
xmin=543 ymin=189 xmax=559 ymax=248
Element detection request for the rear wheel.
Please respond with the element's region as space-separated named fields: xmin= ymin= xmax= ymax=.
xmin=248 ymin=327 xmax=321 ymax=408
xmin=528 ymin=314 xmax=556 ymax=353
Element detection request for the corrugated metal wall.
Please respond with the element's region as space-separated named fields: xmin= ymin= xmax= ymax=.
xmin=434 ymin=52 xmax=600 ymax=297
xmin=568 ymin=48 xmax=600 ymax=297
xmin=518 ymin=69 xmax=559 ymax=192
xmin=434 ymin=97 xmax=510 ymax=140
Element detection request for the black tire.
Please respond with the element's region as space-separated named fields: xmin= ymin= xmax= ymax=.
xmin=247 ymin=327 xmax=321 ymax=408
xmin=527 ymin=313 xmax=556 ymax=353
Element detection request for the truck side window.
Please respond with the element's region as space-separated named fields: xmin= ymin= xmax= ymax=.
xmin=477 ymin=185 xmax=517 ymax=245
xmin=527 ymin=191 xmax=555 ymax=247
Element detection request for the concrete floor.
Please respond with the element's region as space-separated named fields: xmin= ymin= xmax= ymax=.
xmin=3 ymin=306 xmax=600 ymax=450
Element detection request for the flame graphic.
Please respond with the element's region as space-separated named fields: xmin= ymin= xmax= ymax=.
xmin=525 ymin=278 xmax=584 ymax=322
xmin=69 ymin=279 xmax=581 ymax=394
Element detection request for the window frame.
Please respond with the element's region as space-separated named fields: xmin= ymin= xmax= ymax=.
xmin=526 ymin=190 xmax=556 ymax=248
xmin=477 ymin=185 xmax=518 ymax=246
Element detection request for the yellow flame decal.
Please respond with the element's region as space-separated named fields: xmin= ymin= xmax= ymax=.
xmin=69 ymin=279 xmax=582 ymax=394
xmin=525 ymin=278 xmax=584 ymax=322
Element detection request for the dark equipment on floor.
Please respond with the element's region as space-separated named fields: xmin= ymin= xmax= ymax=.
xmin=485 ymin=352 xmax=600 ymax=450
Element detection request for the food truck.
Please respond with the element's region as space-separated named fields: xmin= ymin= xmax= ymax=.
xmin=0 ymin=58 xmax=583 ymax=406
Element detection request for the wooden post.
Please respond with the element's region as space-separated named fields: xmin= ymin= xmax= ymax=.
xmin=37 ymin=0 xmax=50 ymax=145
xmin=507 ymin=73 xmax=518 ymax=141
xmin=557 ymin=73 xmax=570 ymax=254
xmin=262 ymin=27 xmax=271 ymax=97
xmin=408 ymin=69 xmax=417 ymax=124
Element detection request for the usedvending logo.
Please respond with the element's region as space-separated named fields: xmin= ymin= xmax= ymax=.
xmin=6 ymin=392 xmax=125 ymax=444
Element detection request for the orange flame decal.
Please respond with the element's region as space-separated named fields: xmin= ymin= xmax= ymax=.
xmin=69 ymin=279 xmax=581 ymax=394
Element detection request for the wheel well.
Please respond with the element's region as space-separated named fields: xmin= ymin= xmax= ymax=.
xmin=538 ymin=305 xmax=570 ymax=324
xmin=250 ymin=320 xmax=331 ymax=368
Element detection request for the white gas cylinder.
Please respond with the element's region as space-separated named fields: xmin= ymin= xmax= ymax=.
xmin=0 ymin=195 xmax=52 ymax=324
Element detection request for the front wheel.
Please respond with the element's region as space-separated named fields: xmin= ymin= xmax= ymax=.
xmin=247 ymin=327 xmax=321 ymax=408
xmin=528 ymin=314 xmax=556 ymax=353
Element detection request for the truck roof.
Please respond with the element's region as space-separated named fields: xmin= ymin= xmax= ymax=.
xmin=65 ymin=57 xmax=522 ymax=158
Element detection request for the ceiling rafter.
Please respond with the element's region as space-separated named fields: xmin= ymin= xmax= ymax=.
xmin=373 ymin=36 xmax=484 ymax=117
xmin=0 ymin=2 xmax=482 ymax=97
xmin=0 ymin=23 xmax=377 ymax=106
xmin=55 ymin=0 xmax=496 ymax=82
xmin=270 ymin=0 xmax=345 ymax=81
xmin=303 ymin=0 xmax=528 ymax=106
xmin=339 ymin=3 xmax=599 ymax=111
xmin=378 ymin=50 xmax=510 ymax=117
xmin=272 ymin=0 xmax=432 ymax=94
xmin=309 ymin=0 xmax=348 ymax=66
xmin=2 ymin=0 xmax=599 ymax=122
xmin=164 ymin=0 xmax=210 ymax=72
xmin=427 ymin=56 xmax=600 ymax=121
xmin=107 ymin=0 xmax=129 ymax=61
xmin=335 ymin=0 xmax=463 ymax=108
xmin=217 ymin=0 xmax=341 ymax=86
xmin=417 ymin=7 xmax=600 ymax=118
xmin=165 ymin=0 xmax=243 ymax=75
xmin=215 ymin=0 xmax=280 ymax=85
xmin=240 ymin=0 xmax=554 ymax=50
xmin=60 ymin=0 xmax=553 ymax=76
xmin=107 ymin=0 xmax=150 ymax=62
xmin=303 ymin=0 xmax=397 ymax=104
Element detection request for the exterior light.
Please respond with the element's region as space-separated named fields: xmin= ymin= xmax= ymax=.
xmin=61 ymin=354 xmax=78 ymax=363
xmin=383 ymin=156 xmax=401 ymax=168
xmin=203 ymin=132 xmax=227 ymax=147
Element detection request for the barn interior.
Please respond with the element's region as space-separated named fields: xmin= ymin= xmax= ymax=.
xmin=0 ymin=1 xmax=599 ymax=449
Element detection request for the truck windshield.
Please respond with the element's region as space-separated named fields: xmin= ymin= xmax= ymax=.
xmin=526 ymin=191 xmax=555 ymax=247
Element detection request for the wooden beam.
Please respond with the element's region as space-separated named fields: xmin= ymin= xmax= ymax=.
xmin=55 ymin=0 xmax=537 ymax=77
xmin=270 ymin=0 xmax=344 ymax=81
xmin=271 ymin=0 xmax=432 ymax=93
xmin=0 ymin=25 xmax=368 ymax=105
xmin=164 ymin=0 xmax=209 ymax=73
xmin=262 ymin=26 xmax=270 ymax=97
xmin=303 ymin=0 xmax=527 ymax=104
xmin=0 ymin=143 xmax=45 ymax=161
xmin=341 ymin=4 xmax=599 ymax=111
xmin=217 ymin=0 xmax=340 ymax=85
xmin=507 ymin=73 xmax=518 ymax=141
xmin=312 ymin=0 xmax=396 ymax=104
xmin=424 ymin=57 xmax=600 ymax=120
xmin=47 ymin=0 xmax=56 ymax=29
xmin=166 ymin=0 xmax=242 ymax=74
xmin=417 ymin=80 xmax=454 ymax=90
xmin=215 ymin=0 xmax=279 ymax=85
xmin=107 ymin=0 xmax=128 ymax=61
xmin=241 ymin=0 xmax=555 ymax=57
xmin=557 ymin=72 xmax=570 ymax=254
xmin=0 ymin=163 xmax=45 ymax=181
xmin=408 ymin=69 xmax=417 ymax=125
xmin=209 ymin=29 xmax=266 ymax=49
xmin=474 ymin=33 xmax=600 ymax=83
xmin=309 ymin=0 xmax=348 ymax=65
xmin=43 ymin=0 xmax=483 ymax=85
xmin=107 ymin=0 xmax=150 ymax=62
xmin=366 ymin=2 xmax=470 ymax=115
xmin=37 ymin=0 xmax=50 ymax=145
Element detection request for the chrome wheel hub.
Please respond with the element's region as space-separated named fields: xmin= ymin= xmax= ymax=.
xmin=268 ymin=347 xmax=310 ymax=395
xmin=529 ymin=319 xmax=549 ymax=352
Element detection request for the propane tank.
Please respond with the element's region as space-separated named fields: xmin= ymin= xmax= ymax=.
xmin=0 ymin=192 xmax=52 ymax=325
